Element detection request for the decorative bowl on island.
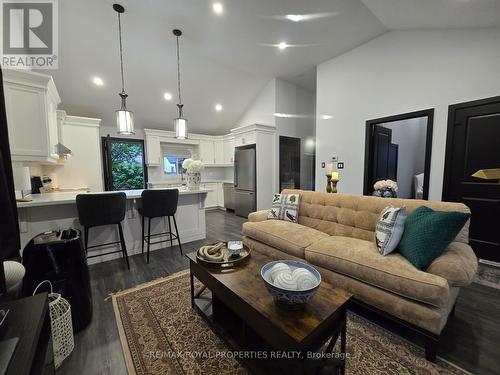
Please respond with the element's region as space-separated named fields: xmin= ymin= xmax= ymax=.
xmin=261 ymin=260 xmax=321 ymax=309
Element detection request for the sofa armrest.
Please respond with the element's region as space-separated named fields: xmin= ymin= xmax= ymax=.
xmin=426 ymin=242 xmax=478 ymax=287
xmin=248 ymin=210 xmax=269 ymax=222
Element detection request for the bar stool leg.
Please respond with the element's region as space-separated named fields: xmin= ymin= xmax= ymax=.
xmin=118 ymin=222 xmax=130 ymax=270
xmin=172 ymin=215 xmax=183 ymax=255
xmin=141 ymin=215 xmax=145 ymax=254
xmin=147 ymin=218 xmax=152 ymax=264
xmin=84 ymin=226 xmax=89 ymax=255
xmin=167 ymin=216 xmax=174 ymax=248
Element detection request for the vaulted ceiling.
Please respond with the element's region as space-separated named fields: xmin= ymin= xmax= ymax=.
xmin=40 ymin=0 xmax=500 ymax=135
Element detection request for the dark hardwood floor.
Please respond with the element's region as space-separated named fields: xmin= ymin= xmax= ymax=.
xmin=57 ymin=210 xmax=500 ymax=375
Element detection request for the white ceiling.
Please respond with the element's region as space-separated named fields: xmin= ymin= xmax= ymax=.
xmin=361 ymin=0 xmax=500 ymax=30
xmin=43 ymin=0 xmax=386 ymax=134
xmin=42 ymin=0 xmax=500 ymax=135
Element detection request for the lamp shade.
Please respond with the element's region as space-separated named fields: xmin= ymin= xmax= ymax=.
xmin=13 ymin=166 xmax=31 ymax=192
xmin=116 ymin=109 xmax=135 ymax=135
xmin=175 ymin=117 xmax=188 ymax=139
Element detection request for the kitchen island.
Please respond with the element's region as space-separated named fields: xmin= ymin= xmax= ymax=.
xmin=17 ymin=188 xmax=210 ymax=264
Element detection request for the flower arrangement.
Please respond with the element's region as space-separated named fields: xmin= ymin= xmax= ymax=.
xmin=373 ymin=179 xmax=398 ymax=198
xmin=182 ymin=158 xmax=204 ymax=173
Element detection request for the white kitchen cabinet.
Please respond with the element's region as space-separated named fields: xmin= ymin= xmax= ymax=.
xmin=199 ymin=139 xmax=215 ymax=165
xmin=145 ymin=135 xmax=161 ymax=166
xmin=3 ymin=69 xmax=61 ymax=162
xmin=234 ymin=131 xmax=256 ymax=147
xmin=214 ymin=139 xmax=225 ymax=165
xmin=223 ymin=138 xmax=235 ymax=164
xmin=201 ymin=182 xmax=218 ymax=208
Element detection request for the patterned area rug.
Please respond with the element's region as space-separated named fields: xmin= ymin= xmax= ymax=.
xmin=112 ymin=270 xmax=467 ymax=375
xmin=474 ymin=263 xmax=500 ymax=290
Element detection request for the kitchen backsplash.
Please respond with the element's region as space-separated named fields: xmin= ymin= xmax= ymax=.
xmin=147 ymin=165 xmax=233 ymax=184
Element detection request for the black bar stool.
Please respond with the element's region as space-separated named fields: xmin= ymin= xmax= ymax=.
xmin=76 ymin=192 xmax=130 ymax=269
xmin=139 ymin=189 xmax=182 ymax=264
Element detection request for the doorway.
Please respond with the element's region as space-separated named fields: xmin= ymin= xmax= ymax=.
xmin=279 ymin=136 xmax=301 ymax=191
xmin=443 ymin=96 xmax=500 ymax=263
xmin=364 ymin=109 xmax=434 ymax=199
xmin=102 ymin=136 xmax=148 ymax=191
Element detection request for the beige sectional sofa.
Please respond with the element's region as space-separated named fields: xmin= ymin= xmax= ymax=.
xmin=243 ymin=189 xmax=478 ymax=361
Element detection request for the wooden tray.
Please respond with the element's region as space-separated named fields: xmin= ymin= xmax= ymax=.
xmin=196 ymin=242 xmax=251 ymax=269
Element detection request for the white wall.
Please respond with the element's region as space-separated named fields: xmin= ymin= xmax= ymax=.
xmin=383 ymin=117 xmax=427 ymax=198
xmin=235 ymin=79 xmax=276 ymax=128
xmin=316 ymin=29 xmax=500 ymax=200
xmin=275 ymin=79 xmax=316 ymax=190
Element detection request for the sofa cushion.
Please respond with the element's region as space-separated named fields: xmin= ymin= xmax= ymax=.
xmin=398 ymin=206 xmax=471 ymax=270
xmin=242 ymin=220 xmax=329 ymax=259
xmin=304 ymin=236 xmax=450 ymax=308
xmin=375 ymin=205 xmax=407 ymax=256
xmin=426 ymin=242 xmax=478 ymax=287
xmin=268 ymin=193 xmax=300 ymax=223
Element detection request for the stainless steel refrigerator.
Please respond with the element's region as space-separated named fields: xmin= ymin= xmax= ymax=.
xmin=234 ymin=145 xmax=256 ymax=218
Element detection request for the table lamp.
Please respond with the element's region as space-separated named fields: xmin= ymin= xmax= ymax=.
xmin=13 ymin=166 xmax=32 ymax=201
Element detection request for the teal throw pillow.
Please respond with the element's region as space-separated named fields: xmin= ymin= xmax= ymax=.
xmin=398 ymin=206 xmax=470 ymax=270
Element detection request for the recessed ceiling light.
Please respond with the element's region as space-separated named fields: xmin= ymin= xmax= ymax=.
xmin=92 ymin=77 xmax=104 ymax=86
xmin=215 ymin=104 xmax=223 ymax=112
xmin=285 ymin=14 xmax=305 ymax=22
xmin=277 ymin=42 xmax=288 ymax=50
xmin=213 ymin=2 xmax=223 ymax=14
xmin=322 ymin=115 xmax=333 ymax=120
xmin=274 ymin=112 xmax=293 ymax=118
xmin=164 ymin=92 xmax=173 ymax=101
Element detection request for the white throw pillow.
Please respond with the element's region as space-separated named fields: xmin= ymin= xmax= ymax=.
xmin=267 ymin=194 xmax=300 ymax=223
xmin=375 ymin=205 xmax=407 ymax=256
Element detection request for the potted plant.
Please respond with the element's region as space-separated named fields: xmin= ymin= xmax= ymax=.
xmin=182 ymin=159 xmax=204 ymax=190
xmin=373 ymin=179 xmax=398 ymax=198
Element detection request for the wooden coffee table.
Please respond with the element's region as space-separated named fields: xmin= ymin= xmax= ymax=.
xmin=187 ymin=251 xmax=352 ymax=375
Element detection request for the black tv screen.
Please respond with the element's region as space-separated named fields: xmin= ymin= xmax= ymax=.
xmin=0 ymin=66 xmax=21 ymax=294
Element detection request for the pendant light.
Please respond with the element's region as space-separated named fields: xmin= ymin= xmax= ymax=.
xmin=173 ymin=29 xmax=188 ymax=139
xmin=114 ymin=4 xmax=134 ymax=135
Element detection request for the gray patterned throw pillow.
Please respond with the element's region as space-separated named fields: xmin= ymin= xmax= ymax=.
xmin=267 ymin=194 xmax=300 ymax=223
xmin=375 ymin=205 xmax=407 ymax=256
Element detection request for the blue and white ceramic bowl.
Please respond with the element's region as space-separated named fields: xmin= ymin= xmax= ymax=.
xmin=261 ymin=260 xmax=321 ymax=309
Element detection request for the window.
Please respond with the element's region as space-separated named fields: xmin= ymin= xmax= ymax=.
xmin=164 ymin=156 xmax=187 ymax=175
xmin=102 ymin=137 xmax=147 ymax=191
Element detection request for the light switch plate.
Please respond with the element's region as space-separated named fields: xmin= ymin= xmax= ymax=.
xmin=321 ymin=162 xmax=325 ymax=168
xmin=337 ymin=162 xmax=344 ymax=169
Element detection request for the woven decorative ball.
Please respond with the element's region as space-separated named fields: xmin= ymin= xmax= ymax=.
xmin=292 ymin=268 xmax=317 ymax=290
xmin=269 ymin=262 xmax=291 ymax=282
xmin=274 ymin=272 xmax=298 ymax=290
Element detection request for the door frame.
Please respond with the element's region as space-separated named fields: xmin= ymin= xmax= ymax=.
xmin=442 ymin=95 xmax=500 ymax=200
xmin=363 ymin=109 xmax=434 ymax=199
xmin=101 ymin=136 xmax=148 ymax=191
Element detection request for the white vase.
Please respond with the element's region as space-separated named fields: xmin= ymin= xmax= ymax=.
xmin=186 ymin=172 xmax=201 ymax=190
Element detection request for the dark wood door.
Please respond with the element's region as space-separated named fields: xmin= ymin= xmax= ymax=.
xmin=387 ymin=143 xmax=398 ymax=181
xmin=279 ymin=136 xmax=301 ymax=191
xmin=443 ymin=96 xmax=500 ymax=262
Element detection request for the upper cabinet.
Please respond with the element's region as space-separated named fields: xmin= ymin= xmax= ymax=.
xmin=222 ymin=137 xmax=234 ymax=164
xmin=199 ymin=139 xmax=215 ymax=165
xmin=2 ymin=69 xmax=61 ymax=163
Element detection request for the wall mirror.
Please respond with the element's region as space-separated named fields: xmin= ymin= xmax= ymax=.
xmin=363 ymin=109 xmax=434 ymax=200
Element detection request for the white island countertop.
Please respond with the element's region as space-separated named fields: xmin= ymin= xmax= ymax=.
xmin=17 ymin=188 xmax=211 ymax=208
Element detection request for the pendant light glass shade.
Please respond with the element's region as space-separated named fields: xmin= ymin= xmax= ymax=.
xmin=116 ymin=92 xmax=134 ymax=135
xmin=114 ymin=4 xmax=135 ymax=135
xmin=174 ymin=117 xmax=187 ymax=139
